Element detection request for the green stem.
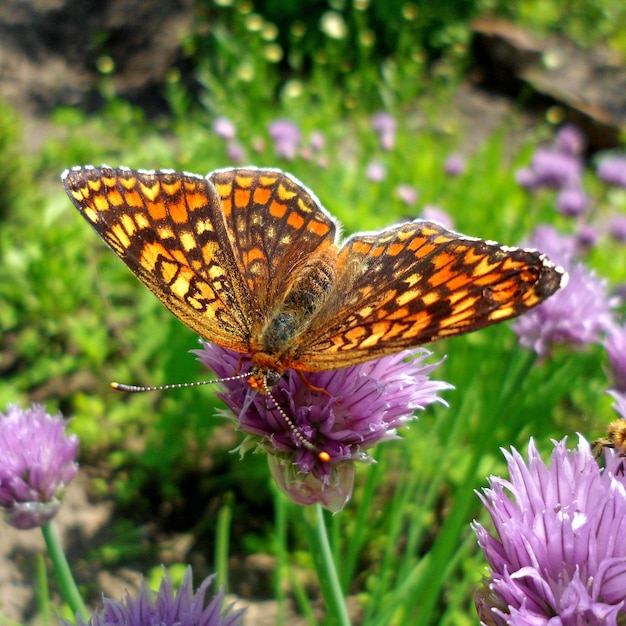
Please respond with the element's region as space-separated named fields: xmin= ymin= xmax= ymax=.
xmin=41 ymin=521 xmax=88 ymax=621
xmin=301 ymin=505 xmax=351 ymax=626
xmin=35 ymin=553 xmax=51 ymax=626
xmin=215 ymin=495 xmax=233 ymax=592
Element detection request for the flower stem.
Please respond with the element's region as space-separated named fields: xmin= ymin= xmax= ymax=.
xmin=41 ymin=521 xmax=88 ymax=621
xmin=301 ymin=504 xmax=351 ymax=626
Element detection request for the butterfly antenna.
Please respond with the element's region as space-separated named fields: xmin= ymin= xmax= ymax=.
xmin=263 ymin=384 xmax=331 ymax=463
xmin=111 ymin=373 xmax=249 ymax=392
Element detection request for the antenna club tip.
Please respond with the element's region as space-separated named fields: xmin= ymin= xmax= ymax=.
xmin=318 ymin=451 xmax=331 ymax=463
xmin=111 ymin=382 xmax=131 ymax=392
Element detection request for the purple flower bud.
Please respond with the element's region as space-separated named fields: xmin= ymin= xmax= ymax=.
xmin=366 ymin=161 xmax=386 ymax=182
xmin=597 ymin=155 xmax=626 ymax=188
xmin=555 ymin=124 xmax=585 ymax=156
xmin=421 ymin=205 xmax=454 ymax=229
xmin=194 ymin=343 xmax=451 ymax=512
xmin=0 ymin=404 xmax=79 ymax=529
xmin=609 ymin=214 xmax=626 ymax=243
xmin=371 ymin=112 xmax=396 ymax=151
xmin=226 ymin=140 xmax=245 ymax=164
xmin=514 ymin=167 xmax=537 ymax=190
xmin=395 ymin=184 xmax=418 ymax=206
xmin=309 ymin=130 xmax=325 ymax=152
xmin=556 ymin=186 xmax=588 ymax=217
xmin=530 ymin=147 xmax=582 ymax=189
xmin=576 ymin=224 xmax=599 ymax=250
xmin=474 ymin=436 xmax=626 ymax=625
xmin=268 ymin=120 xmax=301 ymax=160
xmin=67 ymin=567 xmax=246 ymax=626
xmin=212 ymin=117 xmax=236 ymax=141
xmin=443 ymin=154 xmax=465 ymax=177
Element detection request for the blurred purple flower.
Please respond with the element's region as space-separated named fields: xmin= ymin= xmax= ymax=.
xmin=268 ymin=120 xmax=301 ymax=160
xmin=421 ymin=205 xmax=454 ymax=229
xmin=226 ymin=140 xmax=245 ymax=164
xmin=555 ymin=124 xmax=585 ymax=156
xmin=194 ymin=343 xmax=451 ymax=512
xmin=366 ymin=161 xmax=386 ymax=182
xmin=529 ymin=147 xmax=582 ymax=189
xmin=605 ymin=323 xmax=626 ymax=393
xmin=512 ymin=226 xmax=614 ymax=356
xmin=309 ymin=130 xmax=325 ymax=152
xmin=556 ymin=186 xmax=588 ymax=217
xmin=0 ymin=404 xmax=79 ymax=529
xmin=371 ymin=112 xmax=396 ymax=151
xmin=474 ymin=436 xmax=626 ymax=626
xmin=608 ymin=214 xmax=626 ymax=243
xmin=514 ymin=167 xmax=537 ymax=189
xmin=70 ymin=567 xmax=245 ymax=626
xmin=395 ymin=184 xmax=418 ymax=206
xmin=212 ymin=117 xmax=236 ymax=141
xmin=597 ymin=155 xmax=626 ymax=188
xmin=444 ymin=154 xmax=465 ymax=177
xmin=576 ymin=223 xmax=599 ymax=251
xmin=521 ymin=224 xmax=578 ymax=267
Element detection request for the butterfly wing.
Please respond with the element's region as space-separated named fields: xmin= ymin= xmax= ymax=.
xmin=206 ymin=168 xmax=339 ymax=320
xmin=63 ymin=165 xmax=259 ymax=350
xmin=290 ymin=219 xmax=566 ymax=370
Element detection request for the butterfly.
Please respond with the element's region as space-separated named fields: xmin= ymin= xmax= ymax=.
xmin=63 ymin=164 xmax=566 ymax=453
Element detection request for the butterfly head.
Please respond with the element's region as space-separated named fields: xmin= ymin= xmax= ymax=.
xmin=247 ymin=366 xmax=281 ymax=394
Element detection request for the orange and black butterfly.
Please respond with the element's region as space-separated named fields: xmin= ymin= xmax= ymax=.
xmin=63 ymin=165 xmax=567 ymax=394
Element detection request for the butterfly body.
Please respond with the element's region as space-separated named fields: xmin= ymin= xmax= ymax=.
xmin=63 ymin=165 xmax=567 ymax=393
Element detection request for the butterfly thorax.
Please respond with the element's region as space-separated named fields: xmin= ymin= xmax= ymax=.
xmin=248 ymin=249 xmax=338 ymax=389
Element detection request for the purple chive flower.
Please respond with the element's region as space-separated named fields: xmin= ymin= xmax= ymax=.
xmin=309 ymin=130 xmax=325 ymax=152
xmin=366 ymin=161 xmax=386 ymax=183
xmin=512 ymin=226 xmax=614 ymax=357
xmin=576 ymin=223 xmax=599 ymax=251
xmin=268 ymin=119 xmax=301 ymax=160
xmin=556 ymin=186 xmax=588 ymax=217
xmin=194 ymin=343 xmax=451 ymax=512
xmin=421 ymin=205 xmax=454 ymax=229
xmin=514 ymin=167 xmax=537 ymax=190
xmin=212 ymin=117 xmax=237 ymax=141
xmin=395 ymin=184 xmax=418 ymax=206
xmin=68 ymin=567 xmax=245 ymax=626
xmin=226 ymin=140 xmax=245 ymax=164
xmin=371 ymin=112 xmax=396 ymax=151
xmin=555 ymin=124 xmax=585 ymax=156
xmin=0 ymin=404 xmax=79 ymax=529
xmin=529 ymin=147 xmax=582 ymax=189
xmin=597 ymin=155 xmax=626 ymax=188
xmin=474 ymin=435 xmax=626 ymax=626
xmin=444 ymin=154 xmax=465 ymax=177
xmin=605 ymin=323 xmax=626 ymax=392
xmin=608 ymin=214 xmax=626 ymax=243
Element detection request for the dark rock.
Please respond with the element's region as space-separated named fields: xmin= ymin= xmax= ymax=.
xmin=0 ymin=0 xmax=193 ymax=115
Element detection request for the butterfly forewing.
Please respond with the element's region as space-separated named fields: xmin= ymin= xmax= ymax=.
xmin=63 ymin=165 xmax=254 ymax=350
